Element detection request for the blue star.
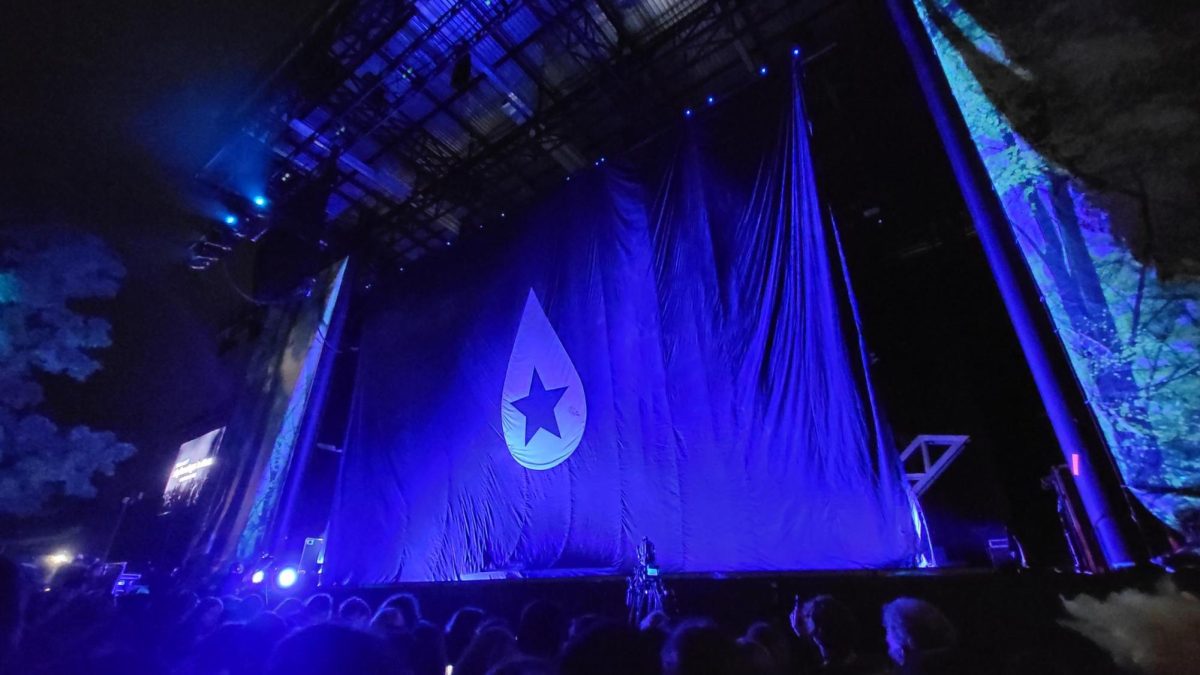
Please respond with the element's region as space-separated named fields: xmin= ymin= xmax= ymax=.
xmin=512 ymin=369 xmax=568 ymax=445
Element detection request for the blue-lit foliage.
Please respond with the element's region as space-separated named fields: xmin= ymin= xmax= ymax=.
xmin=915 ymin=0 xmax=1200 ymax=536
xmin=0 ymin=228 xmax=135 ymax=514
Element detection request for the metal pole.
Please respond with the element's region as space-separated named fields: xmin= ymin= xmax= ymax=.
xmin=102 ymin=493 xmax=143 ymax=562
xmin=884 ymin=0 xmax=1146 ymax=567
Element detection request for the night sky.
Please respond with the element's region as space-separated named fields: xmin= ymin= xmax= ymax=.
xmin=0 ymin=0 xmax=325 ymax=549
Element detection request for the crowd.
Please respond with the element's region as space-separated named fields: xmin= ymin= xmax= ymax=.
xmin=0 ymin=556 xmax=1186 ymax=675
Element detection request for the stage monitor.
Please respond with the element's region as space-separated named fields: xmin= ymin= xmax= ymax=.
xmin=164 ymin=428 xmax=224 ymax=510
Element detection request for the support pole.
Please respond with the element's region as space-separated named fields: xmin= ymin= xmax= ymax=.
xmin=884 ymin=0 xmax=1146 ymax=568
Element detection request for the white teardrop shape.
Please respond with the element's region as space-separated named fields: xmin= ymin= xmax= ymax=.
xmin=501 ymin=289 xmax=587 ymax=470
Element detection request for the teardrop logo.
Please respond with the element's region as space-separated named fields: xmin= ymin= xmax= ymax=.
xmin=501 ymin=289 xmax=586 ymax=470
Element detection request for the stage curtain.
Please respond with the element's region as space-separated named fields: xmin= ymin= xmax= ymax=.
xmin=326 ymin=62 xmax=922 ymax=582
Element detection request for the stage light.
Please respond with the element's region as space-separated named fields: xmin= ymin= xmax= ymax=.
xmin=276 ymin=566 xmax=298 ymax=589
xmin=683 ymin=108 xmax=693 ymax=118
xmin=45 ymin=551 xmax=71 ymax=568
xmin=250 ymin=569 xmax=265 ymax=584
xmin=598 ymin=156 xmax=606 ymax=164
xmin=223 ymin=214 xmax=238 ymax=226
xmin=253 ymin=195 xmax=268 ymax=208
xmin=706 ymin=95 xmax=715 ymax=105
xmin=792 ymin=47 xmax=800 ymax=57
xmin=759 ymin=66 xmax=768 ymax=76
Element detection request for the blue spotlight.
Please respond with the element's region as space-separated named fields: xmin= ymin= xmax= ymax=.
xmin=223 ymin=214 xmax=239 ymax=226
xmin=706 ymin=95 xmax=715 ymax=106
xmin=252 ymin=195 xmax=268 ymax=208
xmin=759 ymin=65 xmax=768 ymax=76
xmin=792 ymin=47 xmax=800 ymax=57
xmin=276 ymin=567 xmax=298 ymax=589
xmin=683 ymin=108 xmax=693 ymax=118
xmin=250 ymin=570 xmax=265 ymax=584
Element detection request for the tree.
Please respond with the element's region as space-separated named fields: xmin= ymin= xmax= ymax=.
xmin=0 ymin=227 xmax=135 ymax=515
xmin=913 ymin=0 xmax=1200 ymax=538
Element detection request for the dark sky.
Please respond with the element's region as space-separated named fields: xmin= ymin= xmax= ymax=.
xmin=0 ymin=0 xmax=327 ymax=547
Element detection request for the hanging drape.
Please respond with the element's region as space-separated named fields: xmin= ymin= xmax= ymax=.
xmin=326 ymin=62 xmax=921 ymax=582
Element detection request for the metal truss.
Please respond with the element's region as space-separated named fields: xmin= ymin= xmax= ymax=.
xmin=200 ymin=0 xmax=824 ymax=266
xmin=900 ymin=434 xmax=970 ymax=497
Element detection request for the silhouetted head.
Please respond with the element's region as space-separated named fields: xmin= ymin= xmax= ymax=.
xmin=801 ymin=595 xmax=857 ymax=663
xmin=268 ymin=623 xmax=395 ymax=675
xmin=561 ymin=619 xmax=660 ymax=675
xmin=639 ymin=610 xmax=670 ymax=632
xmin=745 ymin=621 xmax=791 ymax=669
xmin=239 ymin=593 xmax=266 ymax=621
xmin=882 ymin=597 xmax=957 ymax=666
xmin=445 ymin=606 xmax=486 ymax=663
xmin=517 ymin=600 xmax=566 ymax=659
xmin=736 ymin=637 xmax=775 ymax=674
xmin=411 ymin=620 xmax=448 ymax=675
xmin=302 ymin=593 xmax=334 ymax=624
xmin=454 ymin=626 xmax=517 ymax=675
xmin=380 ymin=592 xmax=421 ymax=629
xmin=275 ymin=597 xmax=304 ymax=621
xmin=192 ymin=596 xmax=225 ymax=632
xmin=338 ymin=596 xmax=372 ymax=628
xmin=662 ymin=620 xmax=737 ymax=675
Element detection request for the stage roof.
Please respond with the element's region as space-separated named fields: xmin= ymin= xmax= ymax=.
xmin=198 ymin=0 xmax=827 ymax=266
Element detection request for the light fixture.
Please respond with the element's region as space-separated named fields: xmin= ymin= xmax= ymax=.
xmin=706 ymin=95 xmax=715 ymax=106
xmin=45 ymin=551 xmax=72 ymax=568
xmin=223 ymin=215 xmax=239 ymax=226
xmin=759 ymin=65 xmax=768 ymax=76
xmin=683 ymin=108 xmax=693 ymax=118
xmin=792 ymin=47 xmax=800 ymax=57
xmin=276 ymin=566 xmax=299 ymax=589
xmin=252 ymin=195 xmax=268 ymax=208
xmin=250 ymin=569 xmax=266 ymax=584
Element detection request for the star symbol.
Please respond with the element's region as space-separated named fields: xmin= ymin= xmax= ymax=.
xmin=512 ymin=369 xmax=568 ymax=445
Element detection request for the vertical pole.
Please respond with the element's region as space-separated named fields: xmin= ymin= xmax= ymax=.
xmin=884 ymin=0 xmax=1145 ymax=567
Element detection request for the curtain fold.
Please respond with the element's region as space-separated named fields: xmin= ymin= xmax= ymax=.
xmin=326 ymin=64 xmax=920 ymax=583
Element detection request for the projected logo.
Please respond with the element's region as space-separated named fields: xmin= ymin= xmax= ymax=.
xmin=501 ymin=290 xmax=586 ymax=470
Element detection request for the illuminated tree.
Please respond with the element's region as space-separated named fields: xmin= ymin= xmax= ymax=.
xmin=913 ymin=0 xmax=1200 ymax=537
xmin=0 ymin=227 xmax=135 ymax=515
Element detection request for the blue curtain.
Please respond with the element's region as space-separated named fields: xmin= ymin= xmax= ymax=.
xmin=326 ymin=63 xmax=922 ymax=582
